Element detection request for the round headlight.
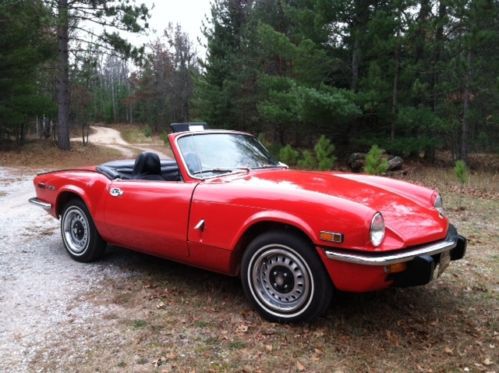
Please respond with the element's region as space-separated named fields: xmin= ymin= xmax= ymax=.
xmin=434 ymin=194 xmax=445 ymax=216
xmin=370 ymin=212 xmax=385 ymax=247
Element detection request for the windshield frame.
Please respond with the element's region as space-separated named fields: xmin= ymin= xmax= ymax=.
xmin=174 ymin=130 xmax=281 ymax=180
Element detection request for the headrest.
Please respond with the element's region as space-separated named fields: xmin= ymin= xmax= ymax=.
xmin=133 ymin=152 xmax=161 ymax=176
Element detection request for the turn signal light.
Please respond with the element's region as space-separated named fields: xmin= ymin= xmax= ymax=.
xmin=320 ymin=231 xmax=344 ymax=243
xmin=385 ymin=262 xmax=407 ymax=274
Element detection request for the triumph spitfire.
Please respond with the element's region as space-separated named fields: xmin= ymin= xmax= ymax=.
xmin=30 ymin=126 xmax=466 ymax=322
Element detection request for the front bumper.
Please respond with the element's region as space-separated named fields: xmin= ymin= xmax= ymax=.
xmin=324 ymin=225 xmax=466 ymax=266
xmin=321 ymin=225 xmax=466 ymax=289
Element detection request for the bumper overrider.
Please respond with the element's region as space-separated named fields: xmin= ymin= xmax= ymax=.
xmin=324 ymin=225 xmax=467 ymax=287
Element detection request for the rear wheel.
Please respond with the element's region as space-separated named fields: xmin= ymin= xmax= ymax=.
xmin=60 ymin=199 xmax=106 ymax=262
xmin=241 ymin=230 xmax=332 ymax=323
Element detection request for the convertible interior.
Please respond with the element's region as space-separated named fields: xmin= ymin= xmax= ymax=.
xmin=97 ymin=152 xmax=181 ymax=181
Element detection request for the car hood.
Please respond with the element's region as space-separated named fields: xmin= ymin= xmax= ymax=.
xmin=221 ymin=169 xmax=448 ymax=247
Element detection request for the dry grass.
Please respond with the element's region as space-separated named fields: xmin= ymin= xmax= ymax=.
xmin=107 ymin=123 xmax=174 ymax=158
xmin=29 ymin=168 xmax=498 ymax=372
xmin=107 ymin=123 xmax=164 ymax=145
xmin=0 ymin=140 xmax=122 ymax=169
xmin=400 ymin=163 xmax=499 ymax=197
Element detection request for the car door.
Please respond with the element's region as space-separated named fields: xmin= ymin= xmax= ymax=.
xmin=100 ymin=179 xmax=197 ymax=260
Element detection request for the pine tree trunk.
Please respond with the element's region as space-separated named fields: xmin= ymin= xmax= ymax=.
xmin=391 ymin=37 xmax=400 ymax=142
xmin=461 ymin=50 xmax=472 ymax=162
xmin=56 ymin=0 xmax=70 ymax=150
xmin=351 ymin=36 xmax=360 ymax=91
xmin=432 ymin=2 xmax=446 ymax=111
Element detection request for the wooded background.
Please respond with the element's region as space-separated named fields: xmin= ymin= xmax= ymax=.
xmin=1 ymin=0 xmax=498 ymax=162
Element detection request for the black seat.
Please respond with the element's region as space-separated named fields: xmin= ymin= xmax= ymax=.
xmin=133 ymin=152 xmax=164 ymax=181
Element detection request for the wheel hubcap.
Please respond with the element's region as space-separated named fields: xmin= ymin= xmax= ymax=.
xmin=62 ymin=207 xmax=89 ymax=255
xmin=269 ymin=266 xmax=294 ymax=293
xmin=249 ymin=245 xmax=313 ymax=316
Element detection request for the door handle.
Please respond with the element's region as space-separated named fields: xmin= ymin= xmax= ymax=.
xmin=110 ymin=187 xmax=124 ymax=197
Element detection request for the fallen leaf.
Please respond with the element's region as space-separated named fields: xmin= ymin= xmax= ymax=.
xmin=296 ymin=360 xmax=305 ymax=371
xmin=386 ymin=330 xmax=400 ymax=347
xmin=236 ymin=324 xmax=249 ymax=334
xmin=265 ymin=344 xmax=273 ymax=352
xmin=483 ymin=358 xmax=493 ymax=366
xmin=444 ymin=347 xmax=453 ymax=355
xmin=156 ymin=302 xmax=166 ymax=310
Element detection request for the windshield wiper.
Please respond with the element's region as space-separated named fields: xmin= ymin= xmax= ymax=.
xmin=193 ymin=167 xmax=250 ymax=176
xmin=253 ymin=164 xmax=286 ymax=169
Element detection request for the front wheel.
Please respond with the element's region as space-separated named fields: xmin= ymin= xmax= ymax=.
xmin=241 ymin=230 xmax=333 ymax=323
xmin=60 ymin=199 xmax=106 ymax=262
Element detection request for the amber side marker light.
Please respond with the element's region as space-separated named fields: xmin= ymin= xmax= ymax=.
xmin=385 ymin=262 xmax=407 ymax=274
xmin=320 ymin=231 xmax=344 ymax=243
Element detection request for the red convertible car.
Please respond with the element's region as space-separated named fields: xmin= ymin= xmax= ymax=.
xmin=30 ymin=128 xmax=466 ymax=322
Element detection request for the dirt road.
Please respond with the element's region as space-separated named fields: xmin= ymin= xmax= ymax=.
xmin=73 ymin=125 xmax=170 ymax=158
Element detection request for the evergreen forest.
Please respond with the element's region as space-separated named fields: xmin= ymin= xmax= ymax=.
xmin=1 ymin=0 xmax=498 ymax=163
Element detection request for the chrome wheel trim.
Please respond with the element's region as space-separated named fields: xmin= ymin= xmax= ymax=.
xmin=247 ymin=244 xmax=314 ymax=319
xmin=61 ymin=206 xmax=90 ymax=256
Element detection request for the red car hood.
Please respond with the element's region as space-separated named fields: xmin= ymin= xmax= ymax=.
xmin=227 ymin=169 xmax=448 ymax=247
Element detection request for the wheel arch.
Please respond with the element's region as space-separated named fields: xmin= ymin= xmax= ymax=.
xmin=55 ymin=187 xmax=92 ymax=218
xmin=230 ymin=214 xmax=317 ymax=276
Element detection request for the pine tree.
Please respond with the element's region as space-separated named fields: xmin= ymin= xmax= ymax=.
xmin=45 ymin=0 xmax=150 ymax=150
xmin=0 ymin=0 xmax=55 ymax=144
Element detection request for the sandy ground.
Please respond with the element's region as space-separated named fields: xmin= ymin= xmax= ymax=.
xmin=72 ymin=125 xmax=170 ymax=159
xmin=0 ymin=128 xmax=170 ymax=372
xmin=0 ymin=168 xmax=106 ymax=371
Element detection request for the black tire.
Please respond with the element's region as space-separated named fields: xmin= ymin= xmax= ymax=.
xmin=60 ymin=198 xmax=106 ymax=262
xmin=241 ymin=230 xmax=333 ymax=323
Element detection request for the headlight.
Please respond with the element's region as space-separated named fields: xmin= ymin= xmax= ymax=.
xmin=434 ymin=194 xmax=445 ymax=216
xmin=370 ymin=212 xmax=385 ymax=247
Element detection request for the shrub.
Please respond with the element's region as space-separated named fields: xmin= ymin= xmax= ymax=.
xmin=314 ymin=135 xmax=336 ymax=170
xmin=279 ymin=144 xmax=300 ymax=166
xmin=364 ymin=145 xmax=389 ymax=175
xmin=297 ymin=150 xmax=317 ymax=169
xmin=160 ymin=132 xmax=169 ymax=145
xmin=454 ymin=160 xmax=469 ymax=185
xmin=143 ymin=125 xmax=152 ymax=138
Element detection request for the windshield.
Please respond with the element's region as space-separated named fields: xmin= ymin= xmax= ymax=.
xmin=177 ymin=133 xmax=279 ymax=177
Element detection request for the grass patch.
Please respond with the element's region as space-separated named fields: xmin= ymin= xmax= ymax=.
xmin=132 ymin=319 xmax=147 ymax=329
xmin=0 ymin=140 xmax=122 ymax=168
xmin=194 ymin=320 xmax=210 ymax=328
xmin=228 ymin=341 xmax=247 ymax=350
xmin=108 ymin=123 xmax=157 ymax=144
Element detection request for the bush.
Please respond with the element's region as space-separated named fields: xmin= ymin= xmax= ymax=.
xmin=454 ymin=160 xmax=469 ymax=185
xmin=364 ymin=145 xmax=389 ymax=175
xmin=143 ymin=125 xmax=152 ymax=138
xmin=279 ymin=144 xmax=300 ymax=166
xmin=314 ymin=135 xmax=336 ymax=170
xmin=160 ymin=132 xmax=169 ymax=145
xmin=297 ymin=150 xmax=317 ymax=169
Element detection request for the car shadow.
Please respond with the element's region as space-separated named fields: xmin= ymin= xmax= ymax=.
xmin=97 ymin=245 xmax=468 ymax=331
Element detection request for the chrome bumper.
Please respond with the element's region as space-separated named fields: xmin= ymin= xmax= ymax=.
xmin=29 ymin=197 xmax=52 ymax=211
xmin=325 ymin=226 xmax=462 ymax=266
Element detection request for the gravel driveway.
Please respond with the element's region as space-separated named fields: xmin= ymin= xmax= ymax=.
xmin=0 ymin=128 xmax=172 ymax=371
xmin=0 ymin=167 xmax=128 ymax=372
